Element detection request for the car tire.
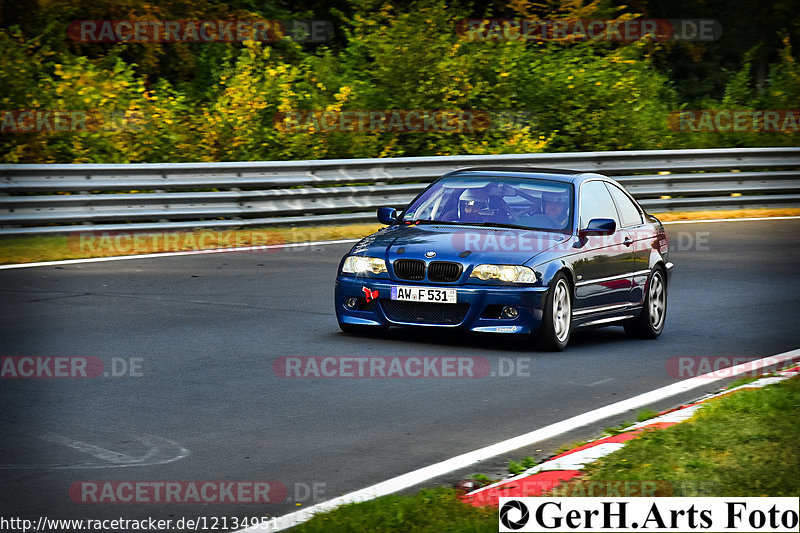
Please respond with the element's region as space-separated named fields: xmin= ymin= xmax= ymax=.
xmin=624 ymin=266 xmax=667 ymax=339
xmin=536 ymin=272 xmax=572 ymax=351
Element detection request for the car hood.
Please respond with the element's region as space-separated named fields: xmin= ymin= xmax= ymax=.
xmin=350 ymin=223 xmax=568 ymax=265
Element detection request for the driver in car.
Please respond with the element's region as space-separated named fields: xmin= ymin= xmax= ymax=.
xmin=525 ymin=190 xmax=570 ymax=229
xmin=542 ymin=191 xmax=569 ymax=228
xmin=458 ymin=188 xmax=494 ymax=222
xmin=457 ymin=187 xmax=517 ymax=224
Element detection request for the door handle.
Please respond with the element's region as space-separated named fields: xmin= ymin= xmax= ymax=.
xmin=623 ymin=236 xmax=633 ymax=246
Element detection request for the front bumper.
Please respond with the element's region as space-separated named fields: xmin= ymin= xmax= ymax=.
xmin=335 ymin=276 xmax=549 ymax=334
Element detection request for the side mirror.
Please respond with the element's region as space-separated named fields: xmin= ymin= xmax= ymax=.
xmin=377 ymin=207 xmax=398 ymax=225
xmin=580 ymin=218 xmax=616 ymax=236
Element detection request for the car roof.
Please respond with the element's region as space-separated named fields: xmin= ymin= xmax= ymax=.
xmin=445 ymin=167 xmax=606 ymax=185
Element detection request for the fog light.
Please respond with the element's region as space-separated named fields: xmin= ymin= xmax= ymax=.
xmin=344 ymin=297 xmax=358 ymax=309
xmin=501 ymin=306 xmax=519 ymax=319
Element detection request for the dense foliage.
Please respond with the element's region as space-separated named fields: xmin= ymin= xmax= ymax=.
xmin=0 ymin=0 xmax=797 ymax=163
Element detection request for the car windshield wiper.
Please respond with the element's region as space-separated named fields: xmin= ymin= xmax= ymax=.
xmin=404 ymin=219 xmax=545 ymax=231
xmin=403 ymin=219 xmax=463 ymax=225
xmin=467 ymin=221 xmax=535 ymax=231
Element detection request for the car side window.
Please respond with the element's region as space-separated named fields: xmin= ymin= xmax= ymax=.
xmin=605 ymin=183 xmax=643 ymax=227
xmin=579 ymin=180 xmax=619 ymax=229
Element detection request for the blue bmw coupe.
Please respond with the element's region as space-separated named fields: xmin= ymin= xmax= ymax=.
xmin=335 ymin=167 xmax=673 ymax=350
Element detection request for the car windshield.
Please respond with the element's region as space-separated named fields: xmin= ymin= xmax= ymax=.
xmin=400 ymin=176 xmax=573 ymax=231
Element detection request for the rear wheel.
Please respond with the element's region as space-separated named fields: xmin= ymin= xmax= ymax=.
xmin=536 ymin=272 xmax=572 ymax=351
xmin=624 ymin=267 xmax=667 ymax=339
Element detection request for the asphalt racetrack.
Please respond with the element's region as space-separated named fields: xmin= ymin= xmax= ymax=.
xmin=1 ymin=218 xmax=798 ymax=527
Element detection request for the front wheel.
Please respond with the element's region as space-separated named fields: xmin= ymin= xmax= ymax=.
xmin=624 ymin=267 xmax=667 ymax=339
xmin=536 ymin=273 xmax=572 ymax=351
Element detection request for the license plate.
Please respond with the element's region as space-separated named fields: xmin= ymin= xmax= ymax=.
xmin=391 ymin=286 xmax=457 ymax=304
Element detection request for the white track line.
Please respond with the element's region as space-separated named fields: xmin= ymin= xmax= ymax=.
xmin=2 ymin=216 xmax=799 ymax=270
xmin=632 ymin=404 xmax=704 ymax=427
xmin=0 ymin=239 xmax=360 ymax=270
xmin=239 ymin=348 xmax=800 ymax=532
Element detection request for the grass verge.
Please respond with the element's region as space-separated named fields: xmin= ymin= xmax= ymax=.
xmin=290 ymin=375 xmax=799 ymax=530
xmin=0 ymin=223 xmax=383 ymax=265
xmin=578 ymin=375 xmax=800 ymax=497
xmin=289 ymin=488 xmax=497 ymax=533
xmin=1 ymin=207 xmax=798 ymax=266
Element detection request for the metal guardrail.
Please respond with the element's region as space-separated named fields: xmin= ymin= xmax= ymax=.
xmin=1 ymin=148 xmax=799 ymax=235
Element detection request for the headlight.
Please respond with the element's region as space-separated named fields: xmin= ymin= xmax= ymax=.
xmin=470 ymin=264 xmax=536 ymax=283
xmin=341 ymin=256 xmax=387 ymax=275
